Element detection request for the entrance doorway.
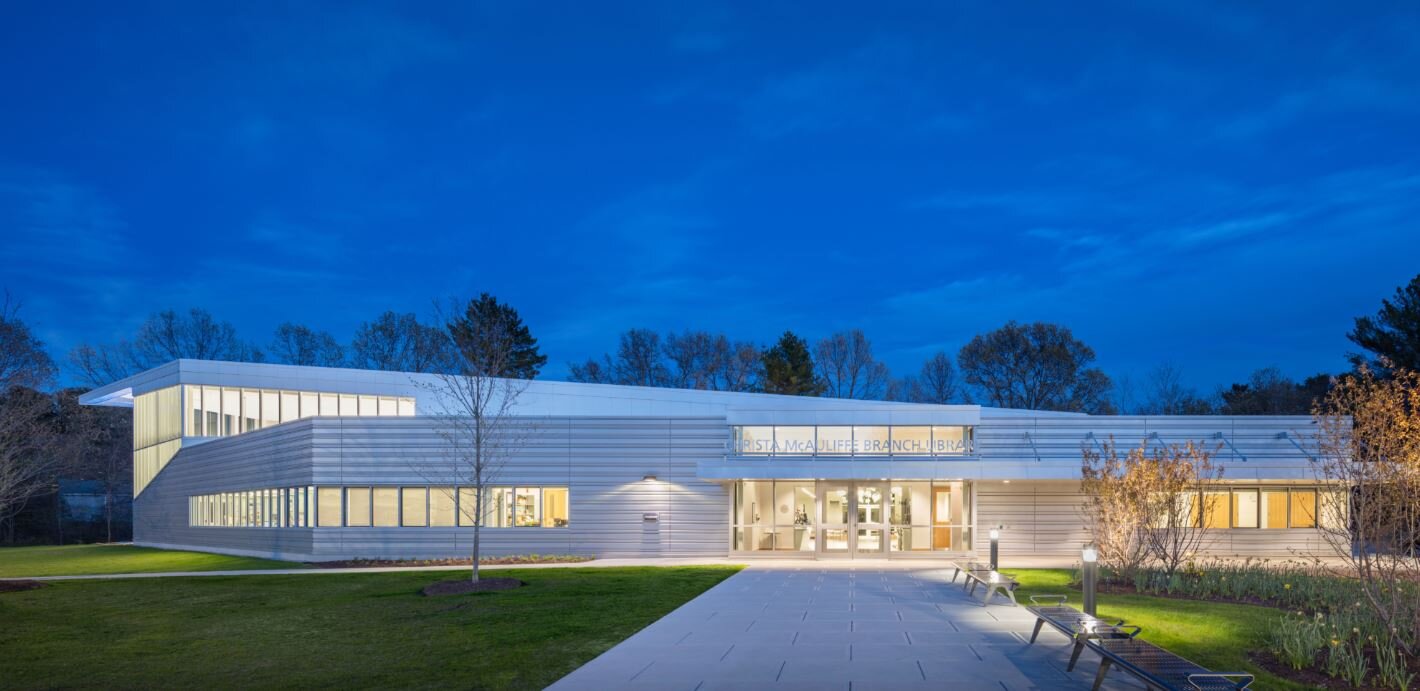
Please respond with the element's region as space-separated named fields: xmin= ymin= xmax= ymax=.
xmin=731 ymin=480 xmax=973 ymax=558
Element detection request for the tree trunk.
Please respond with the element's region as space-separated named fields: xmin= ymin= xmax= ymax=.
xmin=471 ymin=515 xmax=481 ymax=583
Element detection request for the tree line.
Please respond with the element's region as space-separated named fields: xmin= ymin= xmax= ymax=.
xmin=2 ymin=272 xmax=1418 ymax=543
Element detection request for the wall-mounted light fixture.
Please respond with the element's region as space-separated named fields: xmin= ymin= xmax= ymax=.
xmin=642 ymin=474 xmax=657 ymax=482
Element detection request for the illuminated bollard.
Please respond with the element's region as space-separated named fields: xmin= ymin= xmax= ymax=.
xmin=1082 ymin=544 xmax=1098 ymax=616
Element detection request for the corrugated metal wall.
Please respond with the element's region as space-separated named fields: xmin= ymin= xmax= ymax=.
xmin=978 ymin=480 xmax=1338 ymax=559
xmin=136 ymin=416 xmax=731 ymax=561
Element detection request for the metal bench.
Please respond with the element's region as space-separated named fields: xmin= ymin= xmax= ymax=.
xmin=948 ymin=562 xmax=1019 ymax=606
xmin=1025 ymin=595 xmax=1140 ymax=672
xmin=1087 ymin=636 xmax=1254 ymax=690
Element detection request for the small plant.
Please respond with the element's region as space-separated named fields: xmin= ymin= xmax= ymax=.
xmin=1377 ymin=640 xmax=1415 ymax=690
xmin=1339 ymin=636 xmax=1371 ymax=687
xmin=1326 ymin=635 xmax=1346 ymax=678
xmin=1270 ymin=612 xmax=1327 ymax=671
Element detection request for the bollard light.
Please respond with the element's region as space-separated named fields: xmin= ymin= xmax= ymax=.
xmin=989 ymin=525 xmax=1001 ymax=571
xmin=1082 ymin=543 xmax=1098 ymax=616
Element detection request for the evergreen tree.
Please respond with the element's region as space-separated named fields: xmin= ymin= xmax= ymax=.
xmin=446 ymin=293 xmax=547 ymax=379
xmin=761 ymin=331 xmax=824 ymax=396
xmin=1349 ymin=273 xmax=1420 ymax=374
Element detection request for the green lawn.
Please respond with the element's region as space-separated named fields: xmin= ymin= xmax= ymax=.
xmin=0 ymin=566 xmax=741 ymax=690
xmin=1011 ymin=568 xmax=1305 ymax=691
xmin=0 ymin=544 xmax=301 ymax=577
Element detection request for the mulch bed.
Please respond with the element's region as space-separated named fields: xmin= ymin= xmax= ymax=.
xmin=1249 ymin=648 xmax=1391 ymax=690
xmin=421 ymin=578 xmax=525 ymax=596
xmin=0 ymin=580 xmax=46 ymax=594
xmin=316 ymin=556 xmax=592 ymax=569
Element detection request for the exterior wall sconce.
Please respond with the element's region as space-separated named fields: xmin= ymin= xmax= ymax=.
xmin=642 ymin=474 xmax=657 ymax=482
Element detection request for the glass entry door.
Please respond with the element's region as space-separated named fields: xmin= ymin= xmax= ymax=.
xmin=854 ymin=483 xmax=888 ymax=556
xmin=820 ymin=484 xmax=851 ymax=556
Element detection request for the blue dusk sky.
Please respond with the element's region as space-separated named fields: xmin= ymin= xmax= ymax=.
xmin=2 ymin=2 xmax=1418 ymax=393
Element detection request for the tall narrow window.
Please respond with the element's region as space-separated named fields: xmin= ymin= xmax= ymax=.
xmin=543 ymin=488 xmax=569 ymax=527
xmin=1290 ymin=490 xmax=1317 ymax=528
xmin=317 ymin=487 xmax=342 ymax=527
xmin=242 ymin=390 xmax=261 ymax=432
xmin=300 ymin=392 xmax=318 ymax=419
xmin=281 ymin=392 xmax=299 ymax=423
xmin=261 ymin=391 xmax=280 ymax=429
xmin=1262 ymin=490 xmax=1289 ymax=529
xmin=186 ymin=386 xmax=203 ymax=436
xmin=1232 ymin=490 xmax=1259 ymax=528
xmin=372 ymin=488 xmax=398 ymax=526
xmin=319 ymin=393 xmax=338 ymax=416
xmin=401 ymin=487 xmax=428 ymax=527
xmin=458 ymin=487 xmax=480 ymax=526
xmin=345 ymin=488 xmax=371 ymax=526
xmin=430 ymin=488 xmax=456 ymax=527
xmin=1202 ymin=491 xmax=1230 ymax=529
xmin=514 ymin=488 xmax=541 ymax=527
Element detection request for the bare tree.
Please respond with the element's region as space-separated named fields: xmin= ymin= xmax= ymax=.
xmin=1080 ymin=438 xmax=1157 ymax=582
xmin=612 ymin=329 xmax=668 ymax=387
xmin=815 ymin=329 xmax=890 ymax=400
xmin=1313 ymin=366 xmax=1420 ymax=655
xmin=1139 ymin=440 xmax=1223 ymax=577
xmin=0 ymin=296 xmax=59 ymax=540
xmin=663 ymin=330 xmax=718 ymax=390
xmin=1133 ymin=364 xmax=1214 ymax=415
xmin=69 ymin=308 xmax=261 ymax=386
xmin=915 ymin=351 xmax=958 ymax=403
xmin=270 ymin=323 xmax=345 ymax=367
xmin=419 ymin=296 xmax=537 ymax=584
xmin=715 ymin=340 xmax=763 ymax=393
xmin=567 ymin=356 xmax=615 ymax=384
xmin=350 ymin=311 xmax=456 ymax=373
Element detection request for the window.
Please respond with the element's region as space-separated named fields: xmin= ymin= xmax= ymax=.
xmin=458 ymin=487 xmax=480 ymax=526
xmin=731 ymin=425 xmax=973 ymax=456
xmin=379 ymin=397 xmax=397 ymax=416
xmin=242 ymin=390 xmax=261 ymax=432
xmin=373 ymin=488 xmax=398 ymax=527
xmin=816 ymin=426 xmax=852 ymax=455
xmin=401 ymin=487 xmax=427 ymax=527
xmin=317 ymin=487 xmax=342 ymax=527
xmin=1232 ymin=490 xmax=1259 ymax=528
xmin=319 ymin=393 xmax=338 ymax=416
xmin=514 ymin=488 xmax=541 ymax=527
xmin=430 ymin=488 xmax=456 ymax=527
xmin=1262 ymin=490 xmax=1289 ymax=529
xmin=774 ymin=426 xmax=815 ymax=455
xmin=187 ymin=386 xmax=203 ymax=436
xmin=281 ymin=392 xmax=299 ymax=423
xmin=852 ymin=427 xmax=890 ymax=455
xmin=488 ymin=488 xmax=513 ymax=527
xmin=1290 ymin=490 xmax=1317 ymax=528
xmin=261 ymin=391 xmax=280 ymax=429
xmin=339 ymin=395 xmax=357 ymax=416
xmin=543 ymin=488 xmax=569 ymax=528
xmin=301 ymin=392 xmax=318 ymax=419
xmin=1202 ymin=492 xmax=1230 ymax=529
xmin=345 ymin=488 xmax=371 ymax=526
xmin=358 ymin=396 xmax=377 ymax=416
xmin=222 ymin=389 xmax=240 ymax=436
xmin=891 ymin=427 xmax=931 ymax=456
xmin=932 ymin=426 xmax=971 ymax=454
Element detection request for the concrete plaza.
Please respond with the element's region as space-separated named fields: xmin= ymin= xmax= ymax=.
xmin=548 ymin=562 xmax=1143 ymax=690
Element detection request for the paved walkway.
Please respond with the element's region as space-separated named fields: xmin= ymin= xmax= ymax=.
xmin=548 ymin=563 xmax=1142 ymax=691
